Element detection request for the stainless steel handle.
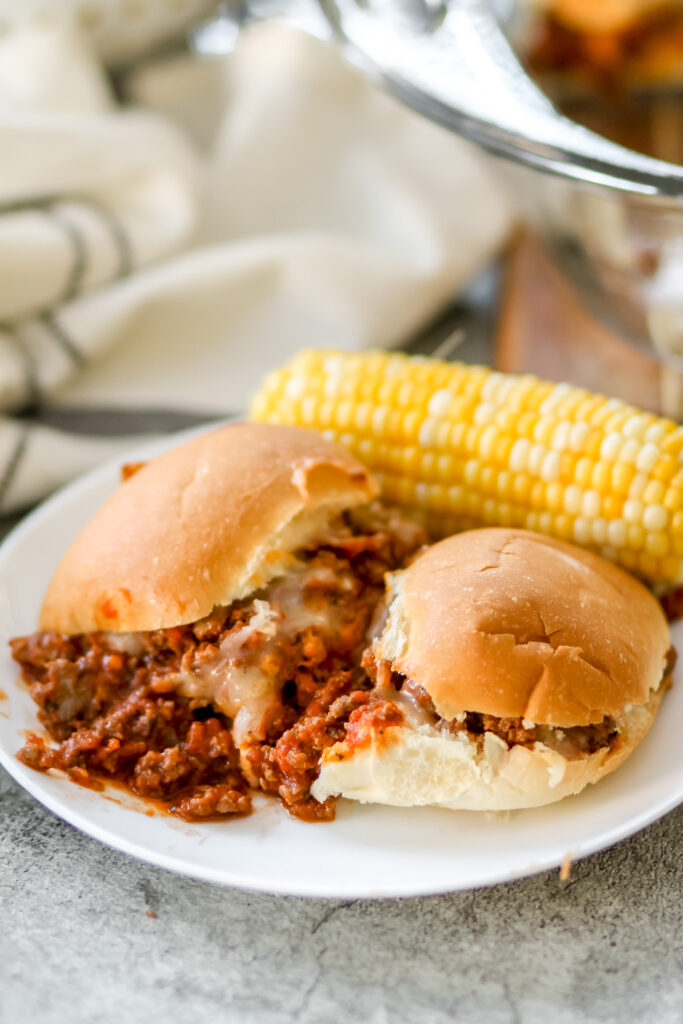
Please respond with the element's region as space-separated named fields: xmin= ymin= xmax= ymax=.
xmin=319 ymin=0 xmax=683 ymax=198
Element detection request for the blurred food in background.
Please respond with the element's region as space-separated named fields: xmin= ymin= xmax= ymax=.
xmin=522 ymin=0 xmax=683 ymax=161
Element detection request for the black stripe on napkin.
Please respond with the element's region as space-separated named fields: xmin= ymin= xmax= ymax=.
xmin=86 ymin=199 xmax=134 ymax=279
xmin=0 ymin=194 xmax=134 ymax=285
xmin=39 ymin=312 xmax=86 ymax=368
xmin=0 ymin=425 xmax=29 ymax=513
xmin=45 ymin=203 xmax=88 ymax=305
xmin=0 ymin=325 xmax=41 ymax=407
xmin=30 ymin=406 xmax=229 ymax=436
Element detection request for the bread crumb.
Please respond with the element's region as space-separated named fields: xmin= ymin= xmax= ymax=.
xmin=559 ymin=853 xmax=572 ymax=882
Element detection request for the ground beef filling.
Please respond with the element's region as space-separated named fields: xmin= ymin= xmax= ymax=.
xmin=246 ymin=682 xmax=404 ymax=821
xmin=360 ymin=652 xmax=625 ymax=758
xmin=12 ymin=508 xmax=424 ymax=822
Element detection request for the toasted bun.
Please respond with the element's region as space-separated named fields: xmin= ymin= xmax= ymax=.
xmin=375 ymin=528 xmax=670 ymax=727
xmin=40 ymin=423 xmax=378 ymax=634
xmin=312 ymin=685 xmax=664 ymax=812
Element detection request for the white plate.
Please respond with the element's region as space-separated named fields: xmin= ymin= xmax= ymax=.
xmin=1 ymin=426 xmax=682 ymax=899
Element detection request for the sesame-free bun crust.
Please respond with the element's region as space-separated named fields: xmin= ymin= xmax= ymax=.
xmin=312 ymin=685 xmax=664 ymax=812
xmin=40 ymin=423 xmax=378 ymax=634
xmin=376 ymin=529 xmax=670 ymax=727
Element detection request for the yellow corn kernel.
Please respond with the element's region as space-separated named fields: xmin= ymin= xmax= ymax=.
xmin=619 ymin=549 xmax=638 ymax=571
xmin=524 ymin=479 xmax=549 ymax=512
xmin=591 ymin=462 xmax=611 ymax=492
xmin=573 ymin=517 xmax=592 ymax=545
xmin=584 ymin=432 xmax=604 ymax=459
xmin=559 ymin=452 xmax=577 ymax=481
xmin=574 ymin=456 xmax=594 ymax=488
xmin=661 ymin=554 xmax=681 ymax=580
xmin=643 ymin=479 xmax=666 ymax=505
xmin=665 ymin=486 xmax=683 ymax=512
xmin=517 ymin=412 xmax=538 ymax=438
xmin=646 ymin=531 xmax=669 ymax=558
xmin=638 ymin=552 xmax=660 ymax=579
xmin=643 ymin=505 xmax=668 ymax=532
xmin=627 ymin=523 xmax=645 ymax=550
xmin=611 ymin=463 xmax=634 ymax=494
xmin=554 ymin=515 xmax=574 ymax=540
xmin=652 ymin=454 xmax=677 ymax=482
xmin=602 ymin=494 xmax=623 ymax=520
xmin=511 ymin=473 xmax=530 ymax=504
xmin=531 ymin=481 xmax=546 ymax=509
xmin=251 ymin=350 xmax=683 ymax=583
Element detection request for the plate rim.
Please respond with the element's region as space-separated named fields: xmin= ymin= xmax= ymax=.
xmin=1 ymin=741 xmax=682 ymax=898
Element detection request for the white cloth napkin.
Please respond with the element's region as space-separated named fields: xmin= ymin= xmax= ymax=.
xmin=0 ymin=17 xmax=510 ymax=515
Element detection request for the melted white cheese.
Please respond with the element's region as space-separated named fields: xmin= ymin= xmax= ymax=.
xmin=102 ymin=632 xmax=144 ymax=656
xmin=175 ymin=562 xmax=353 ymax=747
xmin=373 ymin=679 xmax=436 ymax=731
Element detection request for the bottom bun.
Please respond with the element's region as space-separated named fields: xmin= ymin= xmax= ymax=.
xmin=311 ymin=686 xmax=665 ymax=812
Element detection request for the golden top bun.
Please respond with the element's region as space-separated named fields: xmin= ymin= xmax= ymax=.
xmin=40 ymin=423 xmax=378 ymax=634
xmin=375 ymin=528 xmax=670 ymax=727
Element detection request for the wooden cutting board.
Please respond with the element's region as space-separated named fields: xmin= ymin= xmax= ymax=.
xmin=495 ymin=233 xmax=671 ymax=416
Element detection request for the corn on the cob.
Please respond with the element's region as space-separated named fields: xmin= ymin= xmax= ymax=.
xmin=251 ymin=349 xmax=683 ymax=585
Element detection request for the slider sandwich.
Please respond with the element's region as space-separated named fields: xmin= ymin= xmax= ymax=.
xmin=12 ymin=423 xmax=425 ymax=821
xmin=313 ymin=528 xmax=673 ymax=811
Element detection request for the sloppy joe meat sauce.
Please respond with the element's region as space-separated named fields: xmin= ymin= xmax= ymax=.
xmin=359 ymin=649 xmax=629 ymax=758
xmin=12 ymin=508 xmax=424 ymax=823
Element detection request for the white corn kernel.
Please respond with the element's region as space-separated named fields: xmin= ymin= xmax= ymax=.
xmin=479 ymin=425 xmax=498 ymax=459
xmin=622 ymin=415 xmax=648 ymax=439
xmin=623 ymin=499 xmax=644 ymax=524
xmin=464 ymin=460 xmax=480 ymax=485
xmin=635 ymin=443 xmax=659 ymax=473
xmin=550 ymin=422 xmax=571 ymax=451
xmin=510 ymin=439 xmax=531 ymax=473
xmin=644 ymin=422 xmax=667 ymax=444
xmin=418 ymin=418 xmax=438 ymax=447
xmin=568 ymin=422 xmax=590 ymax=451
xmin=643 ymin=505 xmax=668 ymax=531
xmin=448 ymin=485 xmax=465 ymax=508
xmin=563 ymin=485 xmax=583 ymax=516
xmin=607 ymin=520 xmax=627 ymax=547
xmin=620 ymin=439 xmax=640 ymax=464
xmin=427 ymin=389 xmax=452 ymax=416
xmin=301 ymin=396 xmax=316 ymax=424
xmin=541 ymin=451 xmax=561 ymax=482
xmin=538 ymin=512 xmax=553 ymax=534
xmin=371 ymin=406 xmax=389 ymax=433
xmin=581 ymin=491 xmax=601 ymax=518
xmin=592 ymin=516 xmax=609 ymax=545
xmin=539 ymin=383 xmax=571 ymax=414
xmin=600 ymin=433 xmax=623 ymax=460
xmin=628 ymin=473 xmax=648 ymax=500
xmin=573 ymin=517 xmax=592 ymax=545
xmin=474 ymin=402 xmax=496 ymax=426
xmin=528 ymin=444 xmax=546 ymax=475
xmin=284 ymin=376 xmax=306 ymax=399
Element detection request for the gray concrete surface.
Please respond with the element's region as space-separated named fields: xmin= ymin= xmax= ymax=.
xmin=1 ymin=765 xmax=681 ymax=1024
